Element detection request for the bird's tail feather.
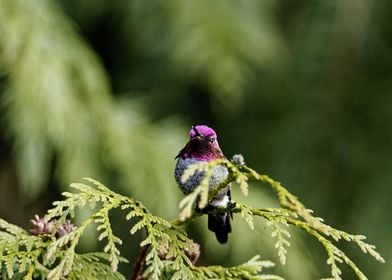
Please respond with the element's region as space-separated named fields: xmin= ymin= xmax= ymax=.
xmin=208 ymin=212 xmax=232 ymax=244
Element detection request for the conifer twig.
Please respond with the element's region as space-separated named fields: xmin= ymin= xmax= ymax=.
xmin=175 ymin=158 xmax=385 ymax=279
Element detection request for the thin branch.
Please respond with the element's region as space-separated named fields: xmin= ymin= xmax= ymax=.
xmin=132 ymin=245 xmax=150 ymax=280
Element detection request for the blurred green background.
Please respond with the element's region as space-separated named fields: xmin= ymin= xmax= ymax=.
xmin=0 ymin=0 xmax=390 ymax=279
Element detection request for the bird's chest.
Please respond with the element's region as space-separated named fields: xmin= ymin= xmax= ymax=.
xmin=175 ymin=158 xmax=228 ymax=194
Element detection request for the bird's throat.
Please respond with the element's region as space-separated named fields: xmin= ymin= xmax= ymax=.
xmin=179 ymin=139 xmax=223 ymax=161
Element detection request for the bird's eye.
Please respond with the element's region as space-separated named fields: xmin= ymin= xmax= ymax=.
xmin=208 ymin=137 xmax=215 ymax=143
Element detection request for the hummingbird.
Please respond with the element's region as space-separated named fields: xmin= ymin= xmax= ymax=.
xmin=175 ymin=125 xmax=232 ymax=244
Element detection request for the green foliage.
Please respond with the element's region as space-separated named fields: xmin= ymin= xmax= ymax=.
xmin=134 ymin=0 xmax=285 ymax=109
xmin=0 ymin=0 xmax=110 ymax=196
xmin=0 ymin=176 xmax=279 ymax=279
xmin=0 ymin=216 xmax=125 ymax=279
xmin=174 ymin=158 xmax=385 ymax=280
xmin=0 ymin=218 xmax=44 ymax=279
xmin=0 ymin=159 xmax=384 ymax=279
xmin=0 ymin=0 xmax=183 ymax=218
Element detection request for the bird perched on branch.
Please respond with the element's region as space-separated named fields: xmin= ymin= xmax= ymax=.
xmin=175 ymin=125 xmax=232 ymax=244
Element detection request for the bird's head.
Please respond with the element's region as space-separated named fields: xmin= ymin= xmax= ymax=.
xmin=189 ymin=125 xmax=220 ymax=149
xmin=173 ymin=125 xmax=223 ymax=160
xmin=176 ymin=125 xmax=223 ymax=160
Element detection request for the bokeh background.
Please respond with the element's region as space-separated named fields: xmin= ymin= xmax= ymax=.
xmin=0 ymin=0 xmax=390 ymax=279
